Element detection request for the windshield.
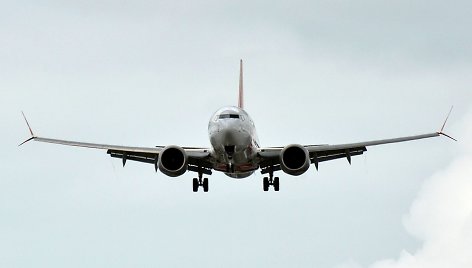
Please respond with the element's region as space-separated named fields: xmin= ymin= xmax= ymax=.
xmin=218 ymin=114 xmax=240 ymax=119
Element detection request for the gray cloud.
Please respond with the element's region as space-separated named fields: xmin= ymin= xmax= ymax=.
xmin=336 ymin=110 xmax=472 ymax=267
xmin=1 ymin=1 xmax=470 ymax=267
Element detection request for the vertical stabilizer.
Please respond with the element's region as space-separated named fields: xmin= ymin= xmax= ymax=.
xmin=238 ymin=59 xmax=244 ymax=109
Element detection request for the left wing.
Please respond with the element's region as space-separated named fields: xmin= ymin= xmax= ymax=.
xmin=258 ymin=132 xmax=445 ymax=173
xmin=258 ymin=107 xmax=456 ymax=173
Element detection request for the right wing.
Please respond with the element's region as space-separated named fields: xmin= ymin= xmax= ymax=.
xmin=28 ymin=136 xmax=213 ymax=174
xmin=20 ymin=113 xmax=213 ymax=174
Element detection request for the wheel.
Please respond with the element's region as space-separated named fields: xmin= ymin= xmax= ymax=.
xmin=263 ymin=177 xmax=269 ymax=191
xmin=273 ymin=177 xmax=280 ymax=191
xmin=203 ymin=178 xmax=209 ymax=192
xmin=193 ymin=178 xmax=199 ymax=192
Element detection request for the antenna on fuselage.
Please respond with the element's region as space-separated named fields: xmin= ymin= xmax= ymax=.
xmin=238 ymin=59 xmax=244 ymax=109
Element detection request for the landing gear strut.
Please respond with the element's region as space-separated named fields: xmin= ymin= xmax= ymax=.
xmin=263 ymin=169 xmax=279 ymax=192
xmin=193 ymin=172 xmax=208 ymax=192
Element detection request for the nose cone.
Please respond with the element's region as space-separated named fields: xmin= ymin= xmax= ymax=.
xmin=220 ymin=126 xmax=240 ymax=145
xmin=210 ymin=123 xmax=251 ymax=148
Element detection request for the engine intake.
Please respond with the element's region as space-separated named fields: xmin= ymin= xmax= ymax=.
xmin=158 ymin=146 xmax=188 ymax=177
xmin=280 ymin=144 xmax=310 ymax=176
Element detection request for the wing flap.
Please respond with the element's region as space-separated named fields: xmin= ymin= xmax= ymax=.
xmin=108 ymin=150 xmax=158 ymax=165
xmin=312 ymin=147 xmax=367 ymax=163
xmin=107 ymin=149 xmax=213 ymax=174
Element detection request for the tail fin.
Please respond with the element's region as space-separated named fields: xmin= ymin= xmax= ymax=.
xmin=238 ymin=59 xmax=244 ymax=109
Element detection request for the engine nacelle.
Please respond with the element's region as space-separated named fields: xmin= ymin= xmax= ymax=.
xmin=280 ymin=144 xmax=310 ymax=176
xmin=158 ymin=145 xmax=188 ymax=177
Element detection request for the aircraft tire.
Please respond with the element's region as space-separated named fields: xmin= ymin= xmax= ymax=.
xmin=263 ymin=177 xmax=269 ymax=191
xmin=193 ymin=178 xmax=199 ymax=192
xmin=274 ymin=177 xmax=280 ymax=191
xmin=203 ymin=178 xmax=209 ymax=192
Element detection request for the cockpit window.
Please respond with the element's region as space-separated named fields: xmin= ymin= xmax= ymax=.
xmin=218 ymin=114 xmax=240 ymax=119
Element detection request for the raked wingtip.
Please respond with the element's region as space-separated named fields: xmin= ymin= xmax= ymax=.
xmin=19 ymin=111 xmax=36 ymax=146
xmin=437 ymin=106 xmax=457 ymax=141
xmin=438 ymin=131 xmax=457 ymax=142
xmin=18 ymin=136 xmax=35 ymax=147
xmin=21 ymin=111 xmax=35 ymax=136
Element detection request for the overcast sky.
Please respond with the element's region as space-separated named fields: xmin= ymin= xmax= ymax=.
xmin=1 ymin=1 xmax=471 ymax=267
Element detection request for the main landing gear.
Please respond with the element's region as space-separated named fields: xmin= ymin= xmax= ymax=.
xmin=263 ymin=170 xmax=279 ymax=192
xmin=193 ymin=172 xmax=209 ymax=192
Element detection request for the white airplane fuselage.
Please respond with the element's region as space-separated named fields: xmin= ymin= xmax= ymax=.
xmin=208 ymin=106 xmax=259 ymax=178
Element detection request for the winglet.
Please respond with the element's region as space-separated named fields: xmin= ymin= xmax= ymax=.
xmin=238 ymin=59 xmax=244 ymax=109
xmin=437 ymin=106 xmax=457 ymax=141
xmin=19 ymin=111 xmax=36 ymax=146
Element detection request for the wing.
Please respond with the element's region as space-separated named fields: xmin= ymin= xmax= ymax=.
xmin=257 ymin=107 xmax=456 ymax=173
xmin=19 ymin=110 xmax=213 ymax=176
xmin=257 ymin=130 xmax=457 ymax=174
xmin=26 ymin=136 xmax=213 ymax=174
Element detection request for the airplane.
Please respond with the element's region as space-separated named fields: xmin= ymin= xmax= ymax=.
xmin=20 ymin=60 xmax=456 ymax=192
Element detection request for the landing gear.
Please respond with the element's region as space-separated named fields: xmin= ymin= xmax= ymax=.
xmin=263 ymin=169 xmax=280 ymax=192
xmin=192 ymin=178 xmax=199 ymax=192
xmin=203 ymin=178 xmax=209 ymax=192
xmin=193 ymin=172 xmax=209 ymax=192
xmin=273 ymin=177 xmax=280 ymax=191
xmin=263 ymin=177 xmax=269 ymax=191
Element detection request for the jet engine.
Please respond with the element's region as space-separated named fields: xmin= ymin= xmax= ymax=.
xmin=158 ymin=146 xmax=188 ymax=177
xmin=279 ymin=144 xmax=310 ymax=176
